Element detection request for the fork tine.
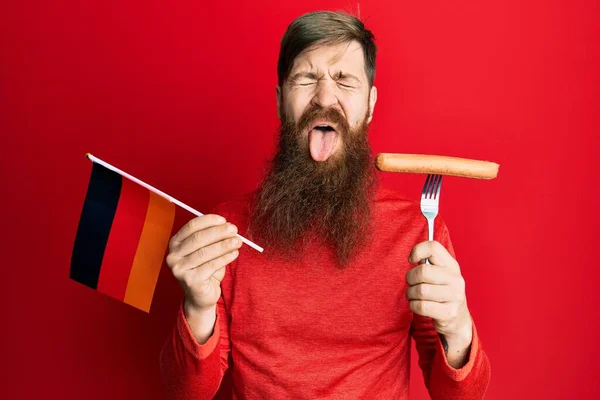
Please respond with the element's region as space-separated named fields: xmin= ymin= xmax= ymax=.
xmin=435 ymin=175 xmax=443 ymax=199
xmin=428 ymin=175 xmax=436 ymax=199
xmin=422 ymin=174 xmax=432 ymax=198
xmin=420 ymin=174 xmax=443 ymax=256
xmin=428 ymin=174 xmax=438 ymax=199
xmin=430 ymin=175 xmax=438 ymax=199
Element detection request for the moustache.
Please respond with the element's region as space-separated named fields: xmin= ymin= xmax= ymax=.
xmin=292 ymin=105 xmax=351 ymax=137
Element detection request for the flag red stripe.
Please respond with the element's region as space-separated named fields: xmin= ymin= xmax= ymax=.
xmin=96 ymin=177 xmax=149 ymax=301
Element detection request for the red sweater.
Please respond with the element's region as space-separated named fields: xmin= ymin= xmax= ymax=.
xmin=160 ymin=187 xmax=491 ymax=399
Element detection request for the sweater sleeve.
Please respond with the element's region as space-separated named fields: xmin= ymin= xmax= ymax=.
xmin=410 ymin=219 xmax=491 ymax=399
xmin=159 ymin=294 xmax=231 ymax=400
xmin=159 ymin=203 xmax=238 ymax=399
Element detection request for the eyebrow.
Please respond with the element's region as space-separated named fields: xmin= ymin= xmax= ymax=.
xmin=288 ymin=71 xmax=319 ymax=83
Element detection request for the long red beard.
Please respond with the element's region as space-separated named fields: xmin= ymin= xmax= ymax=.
xmin=248 ymin=105 xmax=378 ymax=267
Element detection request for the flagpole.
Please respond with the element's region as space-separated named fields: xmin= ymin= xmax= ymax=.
xmin=85 ymin=153 xmax=264 ymax=253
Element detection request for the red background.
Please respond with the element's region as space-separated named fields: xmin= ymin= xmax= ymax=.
xmin=1 ymin=0 xmax=599 ymax=399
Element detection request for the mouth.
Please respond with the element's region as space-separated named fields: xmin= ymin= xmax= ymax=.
xmin=308 ymin=120 xmax=340 ymax=162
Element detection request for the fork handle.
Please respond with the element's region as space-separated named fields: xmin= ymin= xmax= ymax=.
xmin=425 ymin=219 xmax=434 ymax=265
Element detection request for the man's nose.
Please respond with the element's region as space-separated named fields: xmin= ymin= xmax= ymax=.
xmin=310 ymin=80 xmax=339 ymax=109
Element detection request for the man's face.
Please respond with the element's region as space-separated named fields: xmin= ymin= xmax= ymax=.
xmin=276 ymin=40 xmax=377 ymax=163
xmin=249 ymin=40 xmax=379 ymax=266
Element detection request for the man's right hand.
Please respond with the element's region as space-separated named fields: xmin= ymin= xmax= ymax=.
xmin=166 ymin=214 xmax=242 ymax=343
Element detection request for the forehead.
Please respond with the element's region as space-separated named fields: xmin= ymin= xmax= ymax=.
xmin=290 ymin=40 xmax=366 ymax=76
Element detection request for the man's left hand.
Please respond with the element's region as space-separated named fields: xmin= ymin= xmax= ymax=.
xmin=406 ymin=241 xmax=473 ymax=354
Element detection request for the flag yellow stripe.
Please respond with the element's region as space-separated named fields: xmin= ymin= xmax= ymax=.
xmin=124 ymin=191 xmax=175 ymax=312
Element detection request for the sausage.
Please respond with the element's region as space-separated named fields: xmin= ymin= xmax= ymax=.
xmin=374 ymin=153 xmax=499 ymax=179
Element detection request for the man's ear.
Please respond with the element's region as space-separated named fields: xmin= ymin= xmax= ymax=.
xmin=276 ymin=85 xmax=282 ymax=120
xmin=367 ymin=85 xmax=377 ymax=124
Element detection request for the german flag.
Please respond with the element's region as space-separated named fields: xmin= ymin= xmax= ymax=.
xmin=70 ymin=161 xmax=175 ymax=312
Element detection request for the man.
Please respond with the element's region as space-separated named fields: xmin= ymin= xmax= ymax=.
xmin=160 ymin=11 xmax=491 ymax=399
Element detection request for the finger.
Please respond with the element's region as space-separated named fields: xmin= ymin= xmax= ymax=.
xmin=176 ymin=222 xmax=238 ymax=257
xmin=409 ymin=300 xmax=452 ymax=320
xmin=212 ymin=264 xmax=227 ymax=282
xmin=175 ymin=236 xmax=242 ymax=272
xmin=408 ymin=241 xmax=459 ymax=269
xmin=170 ymin=214 xmax=227 ymax=248
xmin=406 ymin=283 xmax=458 ymax=302
xmin=187 ymin=250 xmax=239 ymax=283
xmin=406 ymin=264 xmax=453 ymax=286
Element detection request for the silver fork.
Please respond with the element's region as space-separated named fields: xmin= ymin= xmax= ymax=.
xmin=420 ymin=174 xmax=443 ymax=265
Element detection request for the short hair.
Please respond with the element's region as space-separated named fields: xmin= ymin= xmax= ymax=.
xmin=277 ymin=11 xmax=377 ymax=87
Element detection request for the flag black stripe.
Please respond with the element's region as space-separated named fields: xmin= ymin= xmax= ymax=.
xmin=70 ymin=162 xmax=122 ymax=289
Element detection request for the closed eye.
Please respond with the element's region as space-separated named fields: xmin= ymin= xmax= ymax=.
xmin=334 ymin=71 xmax=361 ymax=89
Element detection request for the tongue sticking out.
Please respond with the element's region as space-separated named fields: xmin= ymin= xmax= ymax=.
xmin=309 ymin=128 xmax=338 ymax=162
